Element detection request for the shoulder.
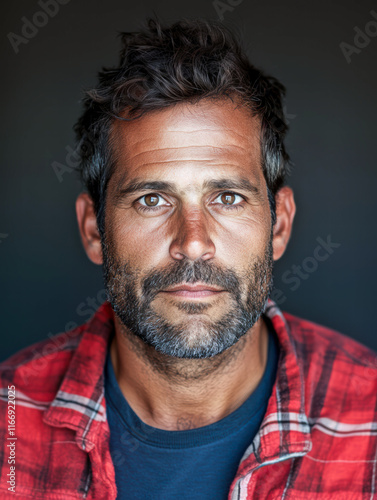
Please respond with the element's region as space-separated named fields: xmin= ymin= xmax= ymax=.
xmin=283 ymin=311 xmax=377 ymax=368
xmin=0 ymin=322 xmax=101 ymax=499
xmin=272 ymin=312 xmax=377 ymax=493
xmin=0 ymin=324 xmax=85 ymax=396
xmin=283 ymin=311 xmax=377 ymax=410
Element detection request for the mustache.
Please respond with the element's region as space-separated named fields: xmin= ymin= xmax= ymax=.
xmin=141 ymin=259 xmax=242 ymax=301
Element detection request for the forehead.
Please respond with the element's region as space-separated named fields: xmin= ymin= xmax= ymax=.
xmin=108 ymin=99 xmax=264 ymax=191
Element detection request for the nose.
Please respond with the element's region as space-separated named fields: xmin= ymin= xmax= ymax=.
xmin=169 ymin=209 xmax=216 ymax=261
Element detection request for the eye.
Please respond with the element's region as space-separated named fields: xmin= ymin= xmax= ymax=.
xmin=137 ymin=193 xmax=170 ymax=209
xmin=138 ymin=193 xmax=166 ymax=207
xmin=214 ymin=192 xmax=244 ymax=206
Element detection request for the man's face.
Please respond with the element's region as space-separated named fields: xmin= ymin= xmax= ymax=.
xmin=102 ymin=99 xmax=274 ymax=359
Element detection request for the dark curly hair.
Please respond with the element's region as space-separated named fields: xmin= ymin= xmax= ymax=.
xmin=74 ymin=18 xmax=291 ymax=236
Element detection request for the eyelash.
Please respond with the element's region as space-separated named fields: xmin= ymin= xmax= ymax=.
xmin=135 ymin=192 xmax=246 ymax=213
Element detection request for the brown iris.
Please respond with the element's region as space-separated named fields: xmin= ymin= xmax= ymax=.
xmin=144 ymin=194 xmax=159 ymax=206
xmin=220 ymin=192 xmax=236 ymax=205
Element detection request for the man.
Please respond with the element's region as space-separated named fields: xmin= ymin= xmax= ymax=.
xmin=0 ymin=18 xmax=376 ymax=500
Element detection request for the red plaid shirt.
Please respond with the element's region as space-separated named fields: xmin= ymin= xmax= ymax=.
xmin=1 ymin=300 xmax=377 ymax=499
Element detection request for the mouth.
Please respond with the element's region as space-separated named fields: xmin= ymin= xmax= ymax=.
xmin=159 ymin=283 xmax=226 ymax=299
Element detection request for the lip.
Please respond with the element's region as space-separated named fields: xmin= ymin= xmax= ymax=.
xmin=160 ymin=283 xmax=226 ymax=298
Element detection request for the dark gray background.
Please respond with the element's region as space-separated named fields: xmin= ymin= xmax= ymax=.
xmin=1 ymin=0 xmax=377 ymax=361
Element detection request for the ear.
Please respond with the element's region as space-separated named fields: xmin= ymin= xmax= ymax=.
xmin=272 ymin=186 xmax=296 ymax=261
xmin=75 ymin=192 xmax=103 ymax=265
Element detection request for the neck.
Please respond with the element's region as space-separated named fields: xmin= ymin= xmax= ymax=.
xmin=110 ymin=315 xmax=269 ymax=430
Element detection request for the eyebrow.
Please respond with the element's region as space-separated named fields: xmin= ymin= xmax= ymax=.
xmin=115 ymin=181 xmax=177 ymax=201
xmin=203 ymin=178 xmax=259 ymax=194
xmin=114 ymin=177 xmax=260 ymax=201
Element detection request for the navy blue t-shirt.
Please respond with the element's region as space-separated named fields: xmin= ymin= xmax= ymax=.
xmin=104 ymin=321 xmax=279 ymax=500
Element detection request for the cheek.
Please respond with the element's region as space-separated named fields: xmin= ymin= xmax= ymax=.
xmin=107 ymin=210 xmax=171 ymax=266
xmin=214 ymin=212 xmax=271 ymax=264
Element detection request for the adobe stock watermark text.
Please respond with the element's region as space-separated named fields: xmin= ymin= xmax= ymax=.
xmin=7 ymin=0 xmax=71 ymax=54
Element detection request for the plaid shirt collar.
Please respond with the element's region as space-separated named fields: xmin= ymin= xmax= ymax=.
xmin=43 ymin=300 xmax=312 ymax=469
xmin=43 ymin=302 xmax=114 ymax=452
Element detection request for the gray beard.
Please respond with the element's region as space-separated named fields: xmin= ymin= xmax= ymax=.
xmin=102 ymin=235 xmax=273 ymax=359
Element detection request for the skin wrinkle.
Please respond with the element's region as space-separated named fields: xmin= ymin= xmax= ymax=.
xmin=117 ymin=146 xmax=259 ymax=170
xmin=119 ymin=160 xmax=248 ymax=169
xmin=109 ymin=104 xmax=261 ymax=191
xmin=76 ymin=99 xmax=296 ymax=430
xmin=122 ymin=143 xmax=249 ymax=159
xmin=115 ymin=178 xmax=261 ymax=198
